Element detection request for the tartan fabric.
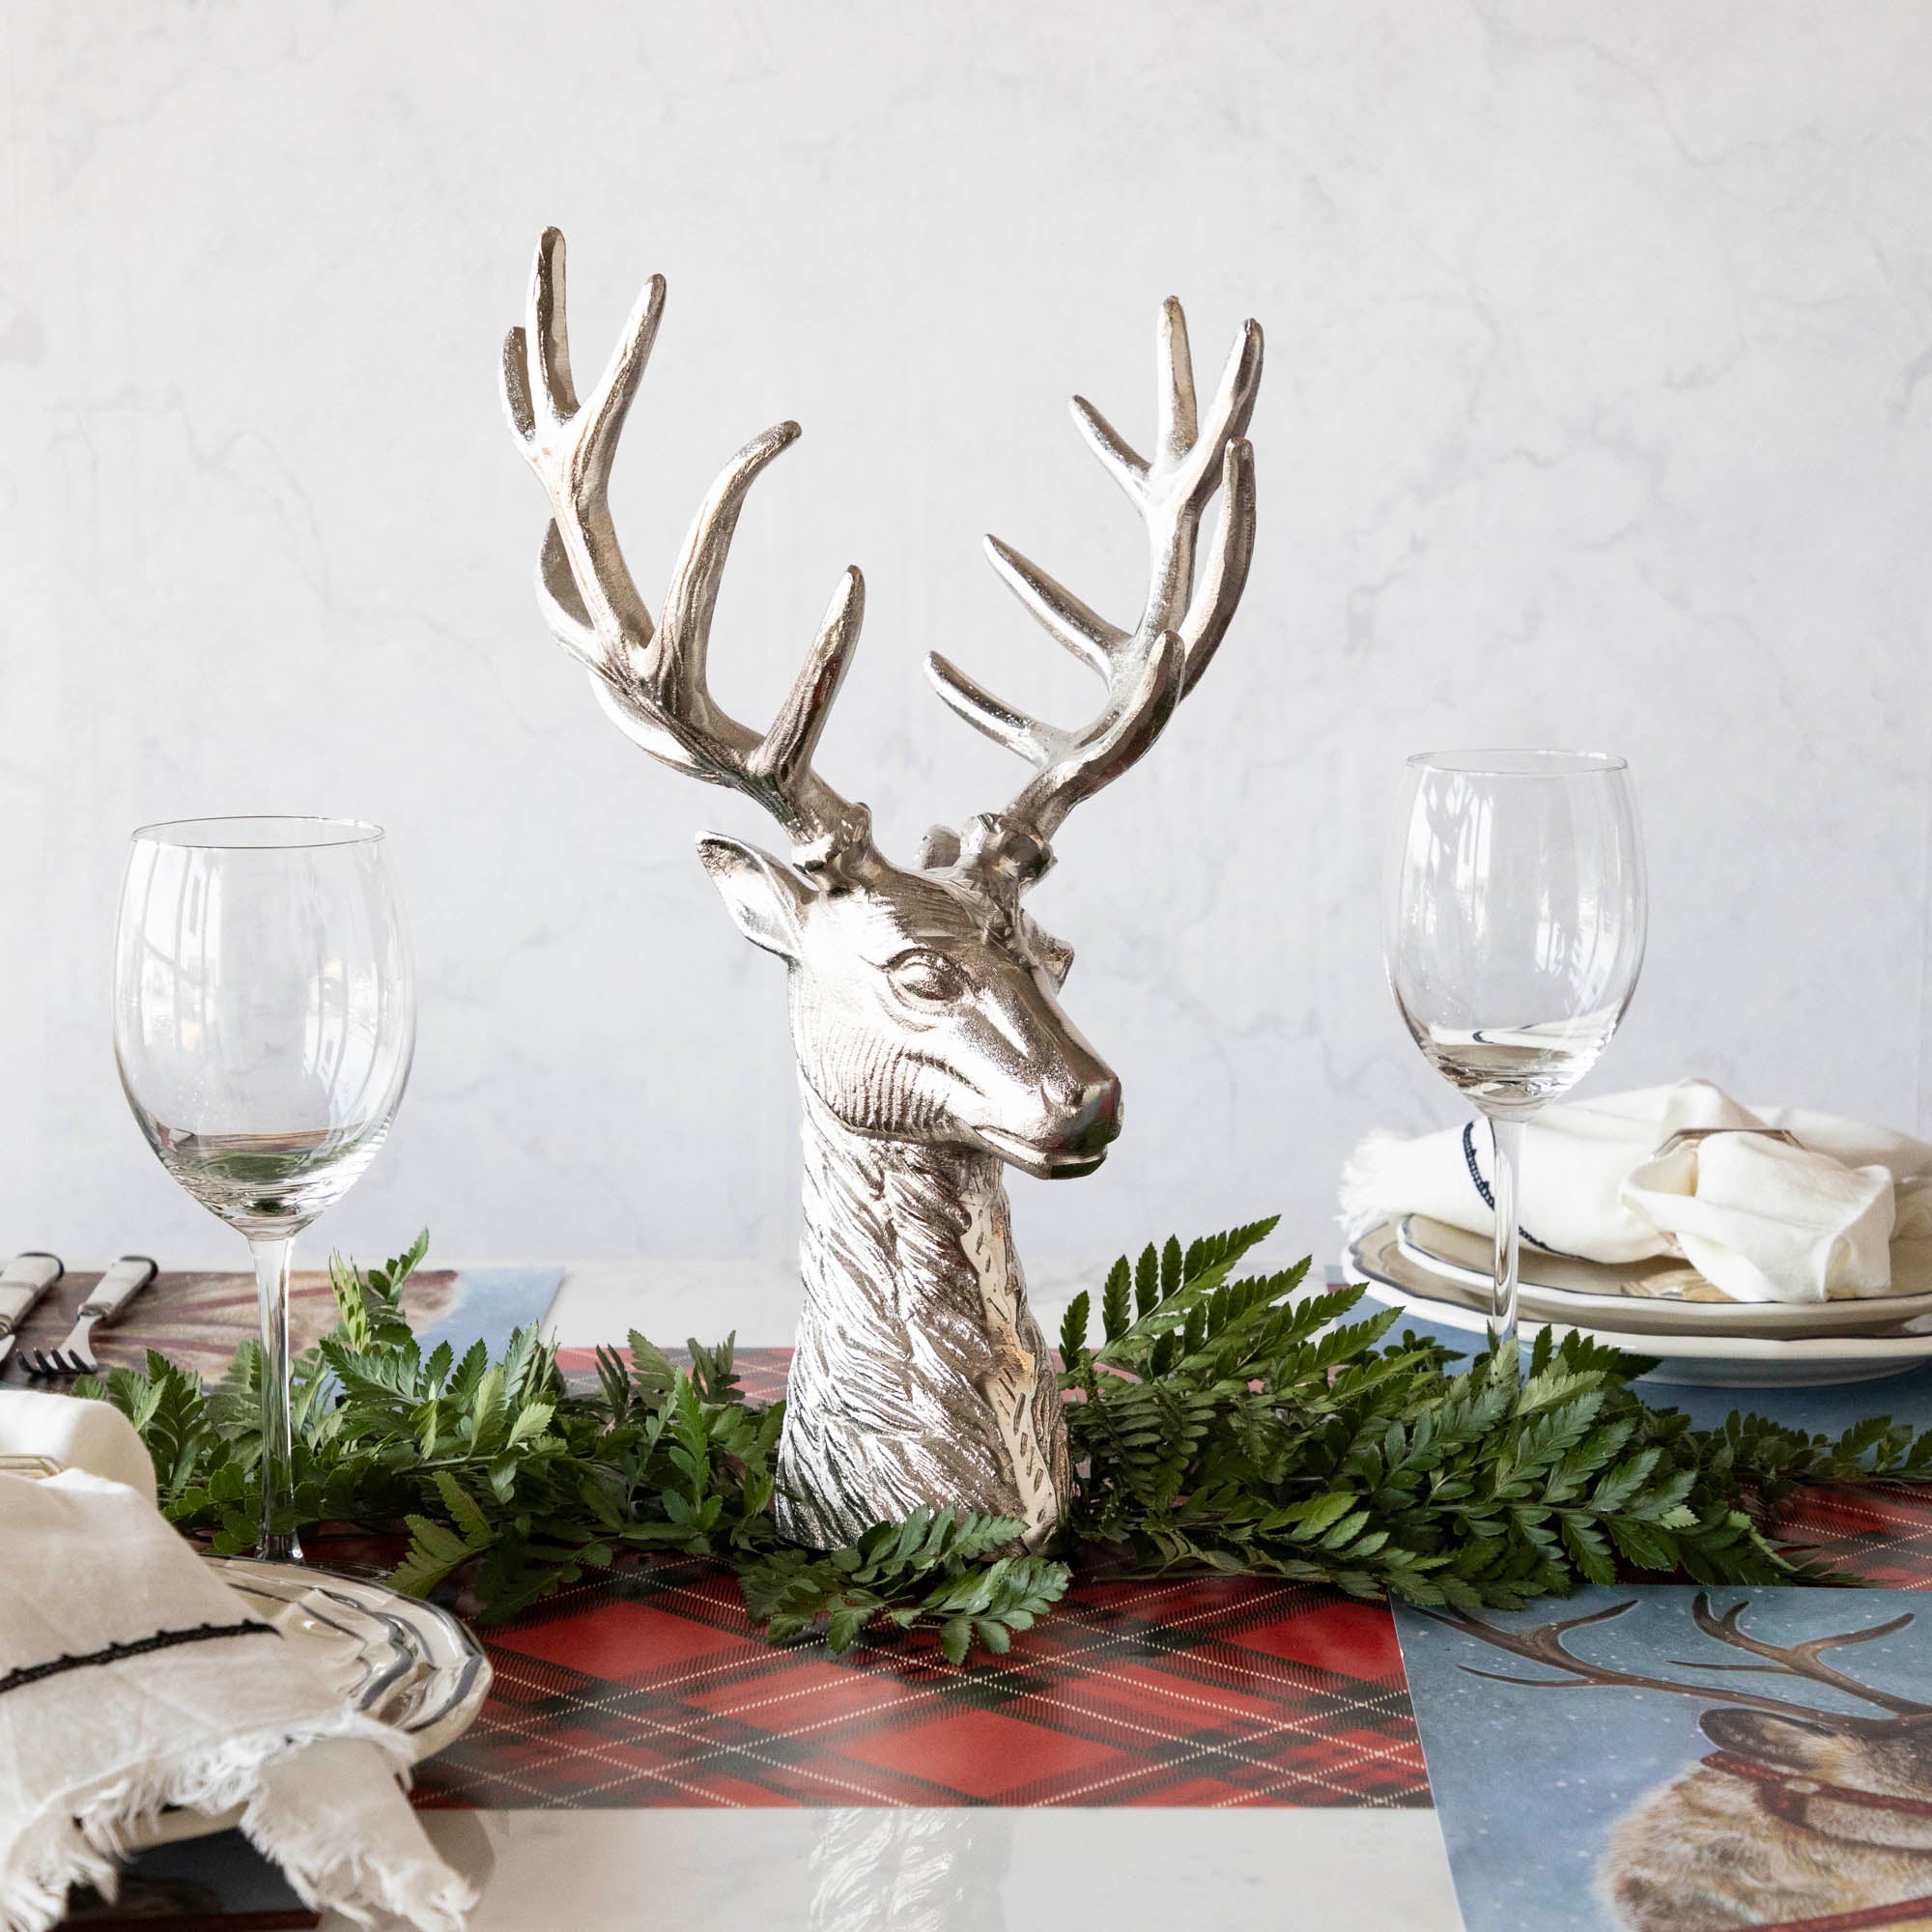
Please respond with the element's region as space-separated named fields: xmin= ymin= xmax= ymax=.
xmin=414 ymin=1554 xmax=1426 ymax=1810
xmin=422 ymin=1346 xmax=1426 ymax=1809
xmin=1777 ymin=1483 xmax=1932 ymax=1588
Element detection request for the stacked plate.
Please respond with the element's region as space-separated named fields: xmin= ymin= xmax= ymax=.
xmin=1346 ymin=1213 xmax=1932 ymax=1386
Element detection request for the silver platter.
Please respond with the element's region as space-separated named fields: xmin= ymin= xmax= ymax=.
xmin=130 ymin=1559 xmax=490 ymax=1850
xmin=205 ymin=1557 xmax=491 ymax=1758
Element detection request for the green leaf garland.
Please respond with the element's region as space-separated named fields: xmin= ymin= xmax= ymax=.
xmin=75 ymin=1219 xmax=1932 ymax=1659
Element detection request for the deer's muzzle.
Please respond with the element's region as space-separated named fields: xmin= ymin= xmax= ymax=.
xmin=975 ymin=1073 xmax=1122 ymax=1180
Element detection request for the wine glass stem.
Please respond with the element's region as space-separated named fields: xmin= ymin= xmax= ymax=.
xmin=1486 ymin=1113 xmax=1524 ymax=1353
xmin=248 ymin=1234 xmax=303 ymax=1564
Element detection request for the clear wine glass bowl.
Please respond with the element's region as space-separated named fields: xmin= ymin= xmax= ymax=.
xmin=113 ymin=816 xmax=414 ymax=1558
xmin=1384 ymin=751 xmax=1647 ymax=1341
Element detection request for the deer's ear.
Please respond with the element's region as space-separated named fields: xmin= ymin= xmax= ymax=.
xmin=1699 ymin=1709 xmax=1833 ymax=1771
xmin=1022 ymin=914 xmax=1074 ymax=988
xmin=696 ymin=835 xmax=813 ymax=960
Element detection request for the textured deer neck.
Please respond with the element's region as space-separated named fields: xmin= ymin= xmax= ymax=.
xmin=775 ymin=1081 xmax=1070 ymax=1553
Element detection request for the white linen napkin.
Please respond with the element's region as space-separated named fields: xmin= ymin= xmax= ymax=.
xmin=0 ymin=1388 xmax=157 ymax=1500
xmin=1340 ymin=1079 xmax=1932 ymax=1303
xmin=0 ymin=1391 xmax=472 ymax=1932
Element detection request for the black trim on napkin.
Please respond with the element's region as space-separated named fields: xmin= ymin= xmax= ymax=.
xmin=1461 ymin=1119 xmax=1581 ymax=1257
xmin=0 ymin=1618 xmax=271 ymax=1698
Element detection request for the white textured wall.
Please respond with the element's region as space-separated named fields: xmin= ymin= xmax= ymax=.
xmin=4 ymin=3 xmax=1929 ymax=1298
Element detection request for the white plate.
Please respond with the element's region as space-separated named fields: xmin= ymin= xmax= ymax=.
xmin=1395 ymin=1214 xmax=1932 ymax=1339
xmin=1348 ymin=1218 xmax=1932 ymax=1385
xmin=131 ymin=1559 xmax=490 ymax=1848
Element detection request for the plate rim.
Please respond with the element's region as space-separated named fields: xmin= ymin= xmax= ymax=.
xmin=1348 ymin=1223 xmax=1932 ymax=1360
xmin=1382 ymin=1213 xmax=1932 ymax=1337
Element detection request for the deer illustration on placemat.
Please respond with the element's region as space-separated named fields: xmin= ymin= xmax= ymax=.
xmin=1437 ymin=1595 xmax=1932 ymax=1932
xmin=500 ymin=229 xmax=1261 ymax=1551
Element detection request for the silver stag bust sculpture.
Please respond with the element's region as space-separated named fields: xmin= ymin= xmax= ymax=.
xmin=503 ymin=229 xmax=1261 ymax=1551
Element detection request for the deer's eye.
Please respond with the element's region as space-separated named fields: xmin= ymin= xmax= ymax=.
xmin=888 ymin=950 xmax=968 ymax=1005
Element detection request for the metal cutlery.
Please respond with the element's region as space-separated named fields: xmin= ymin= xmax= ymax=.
xmin=0 ymin=1253 xmax=64 ymax=1369
xmin=23 ymin=1255 xmax=157 ymax=1378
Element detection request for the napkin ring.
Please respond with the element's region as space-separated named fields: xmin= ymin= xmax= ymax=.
xmin=1655 ymin=1126 xmax=1803 ymax=1158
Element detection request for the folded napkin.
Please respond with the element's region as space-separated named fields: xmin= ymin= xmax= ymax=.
xmin=0 ymin=1391 xmax=471 ymax=1932
xmin=0 ymin=1388 xmax=156 ymax=1501
xmin=1341 ymin=1079 xmax=1932 ymax=1304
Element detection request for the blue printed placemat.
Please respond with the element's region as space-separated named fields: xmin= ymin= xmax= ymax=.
xmin=410 ymin=1264 xmax=564 ymax=1363
xmin=1395 ymin=1584 xmax=1932 ymax=1931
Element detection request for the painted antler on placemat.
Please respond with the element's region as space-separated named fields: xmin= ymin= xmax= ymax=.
xmin=503 ymin=229 xmax=1263 ymax=1550
xmin=1435 ymin=1597 xmax=1932 ymax=1726
xmin=1435 ymin=1597 xmax=1932 ymax=1929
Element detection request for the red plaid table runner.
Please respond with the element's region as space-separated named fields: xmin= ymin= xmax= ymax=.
xmin=403 ymin=1350 xmax=1932 ymax=1813
xmin=414 ymin=1347 xmax=1423 ymax=1809
xmin=416 ymin=1556 xmax=1422 ymax=1810
xmin=1777 ymin=1480 xmax=1932 ymax=1585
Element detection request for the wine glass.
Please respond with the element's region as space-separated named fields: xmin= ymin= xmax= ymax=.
xmin=1384 ymin=752 xmax=1646 ymax=1347
xmin=113 ymin=817 xmax=414 ymax=1562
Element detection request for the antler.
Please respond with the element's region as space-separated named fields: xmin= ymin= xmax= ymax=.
xmin=928 ymin=298 xmax=1262 ymax=880
xmin=1674 ymin=1593 xmax=1932 ymax=1718
xmin=1430 ymin=1599 xmax=1915 ymax=1732
xmin=502 ymin=228 xmax=870 ymax=860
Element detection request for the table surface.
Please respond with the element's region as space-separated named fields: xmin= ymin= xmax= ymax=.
xmin=42 ymin=1257 xmax=1932 ymax=1931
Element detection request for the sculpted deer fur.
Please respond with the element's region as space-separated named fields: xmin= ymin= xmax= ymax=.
xmin=1443 ymin=1596 xmax=1932 ymax=1932
xmin=502 ymin=229 xmax=1261 ymax=1550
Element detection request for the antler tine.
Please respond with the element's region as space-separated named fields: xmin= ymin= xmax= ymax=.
xmin=1179 ymin=437 xmax=1258 ymax=699
xmin=506 ymin=230 xmax=664 ymax=676
xmin=932 ymin=298 xmax=1263 ymax=876
xmin=1155 ymin=296 xmax=1198 ymax=467
xmin=655 ymin=421 xmax=803 ymax=728
xmin=749 ymin=566 xmax=867 ymax=797
xmin=1070 ymin=395 xmax=1149 ymax=503
xmin=980 ymin=535 xmax=1124 ymax=680
xmin=1678 ymin=1593 xmax=1932 ymax=1718
xmin=1429 ymin=1602 xmax=1898 ymax=1730
xmin=504 ymin=229 xmax=868 ymax=856
xmin=927 ymin=649 xmax=1064 ymax=770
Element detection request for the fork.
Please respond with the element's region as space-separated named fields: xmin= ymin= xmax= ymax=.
xmin=24 ymin=1255 xmax=158 ymax=1378
xmin=0 ymin=1253 xmax=64 ymax=1369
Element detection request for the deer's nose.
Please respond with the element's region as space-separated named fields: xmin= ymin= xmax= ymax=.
xmin=1057 ymin=1075 xmax=1122 ymax=1154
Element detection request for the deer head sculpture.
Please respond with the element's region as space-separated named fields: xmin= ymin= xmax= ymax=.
xmin=503 ymin=229 xmax=1262 ymax=1549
